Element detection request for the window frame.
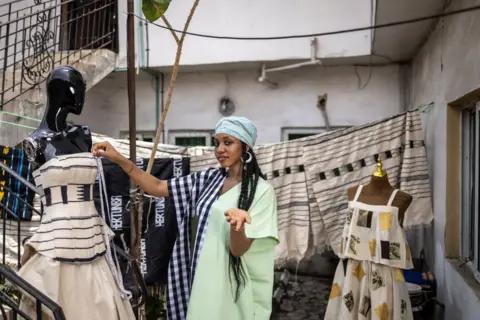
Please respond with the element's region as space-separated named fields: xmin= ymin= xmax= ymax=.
xmin=119 ymin=131 xmax=155 ymax=142
xmin=168 ymin=130 xmax=215 ymax=147
xmin=460 ymin=102 xmax=480 ymax=282
xmin=281 ymin=126 xmax=348 ymax=141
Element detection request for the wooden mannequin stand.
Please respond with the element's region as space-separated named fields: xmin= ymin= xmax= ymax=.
xmin=347 ymin=156 xmax=413 ymax=226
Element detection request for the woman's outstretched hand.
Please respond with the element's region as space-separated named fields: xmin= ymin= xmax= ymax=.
xmin=92 ymin=141 xmax=124 ymax=164
xmin=224 ymin=208 xmax=251 ymax=232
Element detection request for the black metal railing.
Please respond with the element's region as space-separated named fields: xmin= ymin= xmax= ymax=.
xmin=0 ymin=265 xmax=66 ymax=319
xmin=0 ymin=0 xmax=118 ymax=108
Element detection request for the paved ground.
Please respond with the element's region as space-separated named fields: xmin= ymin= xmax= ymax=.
xmin=272 ymin=274 xmax=333 ymax=320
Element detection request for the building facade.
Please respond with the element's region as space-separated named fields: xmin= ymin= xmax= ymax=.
xmin=75 ymin=0 xmax=438 ymax=145
xmin=2 ymin=0 xmax=480 ymax=318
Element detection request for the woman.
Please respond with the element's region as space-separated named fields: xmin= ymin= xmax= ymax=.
xmin=93 ymin=116 xmax=279 ymax=320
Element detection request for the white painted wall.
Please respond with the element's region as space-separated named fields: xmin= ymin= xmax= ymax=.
xmin=407 ymin=0 xmax=480 ymax=318
xmin=116 ymin=0 xmax=373 ymax=68
xmin=74 ymin=64 xmax=402 ymax=143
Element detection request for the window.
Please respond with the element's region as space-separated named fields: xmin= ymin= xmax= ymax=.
xmin=281 ymin=127 xmax=348 ymax=141
xmin=461 ymin=103 xmax=480 ymax=277
xmin=168 ymin=131 xmax=215 ymax=147
xmin=119 ymin=131 xmax=155 ymax=142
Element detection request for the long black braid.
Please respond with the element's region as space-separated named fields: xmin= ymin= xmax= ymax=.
xmin=229 ymin=143 xmax=265 ymax=302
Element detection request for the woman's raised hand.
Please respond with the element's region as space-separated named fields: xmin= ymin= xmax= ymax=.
xmin=92 ymin=141 xmax=124 ymax=164
xmin=224 ymin=208 xmax=251 ymax=232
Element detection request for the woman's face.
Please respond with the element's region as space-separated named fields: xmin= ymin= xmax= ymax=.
xmin=214 ymin=133 xmax=244 ymax=168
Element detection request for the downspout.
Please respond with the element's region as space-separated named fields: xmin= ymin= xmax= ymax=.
xmin=118 ymin=0 xmax=164 ymax=143
xmin=114 ymin=0 xmax=145 ymax=71
xmin=136 ymin=0 xmax=145 ymax=69
xmin=160 ymin=72 xmax=165 ymax=144
xmin=144 ymin=17 xmax=165 ymax=143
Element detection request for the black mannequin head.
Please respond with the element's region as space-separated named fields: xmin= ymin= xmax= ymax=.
xmin=43 ymin=66 xmax=86 ymax=131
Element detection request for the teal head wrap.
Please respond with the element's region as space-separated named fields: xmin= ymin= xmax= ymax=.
xmin=215 ymin=116 xmax=257 ymax=148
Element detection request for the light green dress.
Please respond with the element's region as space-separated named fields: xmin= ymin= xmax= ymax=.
xmin=186 ymin=179 xmax=279 ymax=320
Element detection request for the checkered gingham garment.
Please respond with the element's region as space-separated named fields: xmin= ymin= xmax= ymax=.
xmin=166 ymin=168 xmax=226 ymax=320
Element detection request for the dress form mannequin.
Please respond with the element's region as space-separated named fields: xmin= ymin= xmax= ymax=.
xmin=19 ymin=66 xmax=92 ymax=169
xmin=347 ymin=156 xmax=412 ymax=225
xmin=325 ymin=156 xmax=415 ymax=320
xmin=15 ymin=66 xmax=135 ymax=320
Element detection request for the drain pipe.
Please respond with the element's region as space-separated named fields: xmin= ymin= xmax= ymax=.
xmin=160 ymin=72 xmax=165 ymax=143
xmin=258 ymin=38 xmax=322 ymax=87
xmin=317 ymin=94 xmax=331 ymax=131
xmin=116 ymin=1 xmax=165 ymax=143
xmin=144 ymin=13 xmax=165 ymax=144
xmin=136 ymin=0 xmax=145 ymax=72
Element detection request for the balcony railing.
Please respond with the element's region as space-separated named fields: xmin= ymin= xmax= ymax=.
xmin=0 ymin=264 xmax=66 ymax=319
xmin=0 ymin=0 xmax=118 ymax=109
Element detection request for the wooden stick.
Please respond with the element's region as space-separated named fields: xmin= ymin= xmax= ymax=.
xmin=137 ymin=3 xmax=201 ymax=318
xmin=145 ymin=0 xmax=201 ymax=174
xmin=161 ymin=15 xmax=180 ymax=44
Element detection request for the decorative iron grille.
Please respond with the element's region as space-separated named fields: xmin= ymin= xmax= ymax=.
xmin=0 ymin=0 xmax=118 ymax=109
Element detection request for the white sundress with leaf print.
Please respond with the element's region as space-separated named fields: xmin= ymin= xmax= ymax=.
xmin=325 ymin=185 xmax=415 ymax=320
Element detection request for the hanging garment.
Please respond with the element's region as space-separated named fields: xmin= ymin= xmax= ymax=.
xmin=142 ymin=157 xmax=189 ymax=285
xmin=187 ymin=110 xmax=433 ymax=261
xmin=93 ymin=158 xmax=131 ymax=235
xmin=325 ymin=186 xmax=414 ymax=320
xmin=94 ymin=157 xmax=190 ymax=286
xmin=0 ymin=145 xmax=35 ymax=221
xmin=17 ymin=153 xmax=134 ymax=320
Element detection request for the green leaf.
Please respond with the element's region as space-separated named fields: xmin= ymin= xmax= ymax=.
xmin=142 ymin=0 xmax=172 ymax=23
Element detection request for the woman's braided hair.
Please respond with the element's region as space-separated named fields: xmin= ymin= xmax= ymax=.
xmin=229 ymin=142 xmax=265 ymax=302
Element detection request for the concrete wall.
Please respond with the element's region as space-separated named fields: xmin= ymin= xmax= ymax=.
xmin=74 ymin=64 xmax=402 ymax=143
xmin=116 ymin=0 xmax=373 ymax=68
xmin=407 ymin=0 xmax=480 ymax=318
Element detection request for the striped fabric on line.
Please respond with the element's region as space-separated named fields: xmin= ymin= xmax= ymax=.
xmin=187 ymin=110 xmax=433 ymax=261
xmin=90 ymin=110 xmax=432 ymax=263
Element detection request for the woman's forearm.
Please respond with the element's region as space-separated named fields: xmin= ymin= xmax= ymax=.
xmin=117 ymin=156 xmax=169 ymax=198
xmin=230 ymin=228 xmax=253 ymax=257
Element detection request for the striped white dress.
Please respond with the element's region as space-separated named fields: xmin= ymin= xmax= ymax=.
xmin=17 ymin=153 xmax=134 ymax=320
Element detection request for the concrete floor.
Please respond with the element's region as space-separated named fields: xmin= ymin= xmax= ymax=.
xmin=271 ymin=274 xmax=333 ymax=320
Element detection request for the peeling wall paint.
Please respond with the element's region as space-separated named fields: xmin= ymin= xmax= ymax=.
xmin=407 ymin=0 xmax=480 ymax=318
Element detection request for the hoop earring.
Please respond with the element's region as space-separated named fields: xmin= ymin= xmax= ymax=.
xmin=245 ymin=151 xmax=253 ymax=164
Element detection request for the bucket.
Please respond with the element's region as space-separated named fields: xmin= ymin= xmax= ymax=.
xmin=407 ymin=282 xmax=425 ymax=319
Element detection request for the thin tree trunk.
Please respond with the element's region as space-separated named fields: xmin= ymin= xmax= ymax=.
xmin=145 ymin=0 xmax=201 ymax=174
xmin=136 ymin=1 xmax=201 ymax=318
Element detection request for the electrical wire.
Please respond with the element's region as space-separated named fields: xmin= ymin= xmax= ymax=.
xmin=126 ymin=4 xmax=480 ymax=41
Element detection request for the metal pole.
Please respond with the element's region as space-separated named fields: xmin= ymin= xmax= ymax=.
xmin=126 ymin=0 xmax=139 ymax=289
